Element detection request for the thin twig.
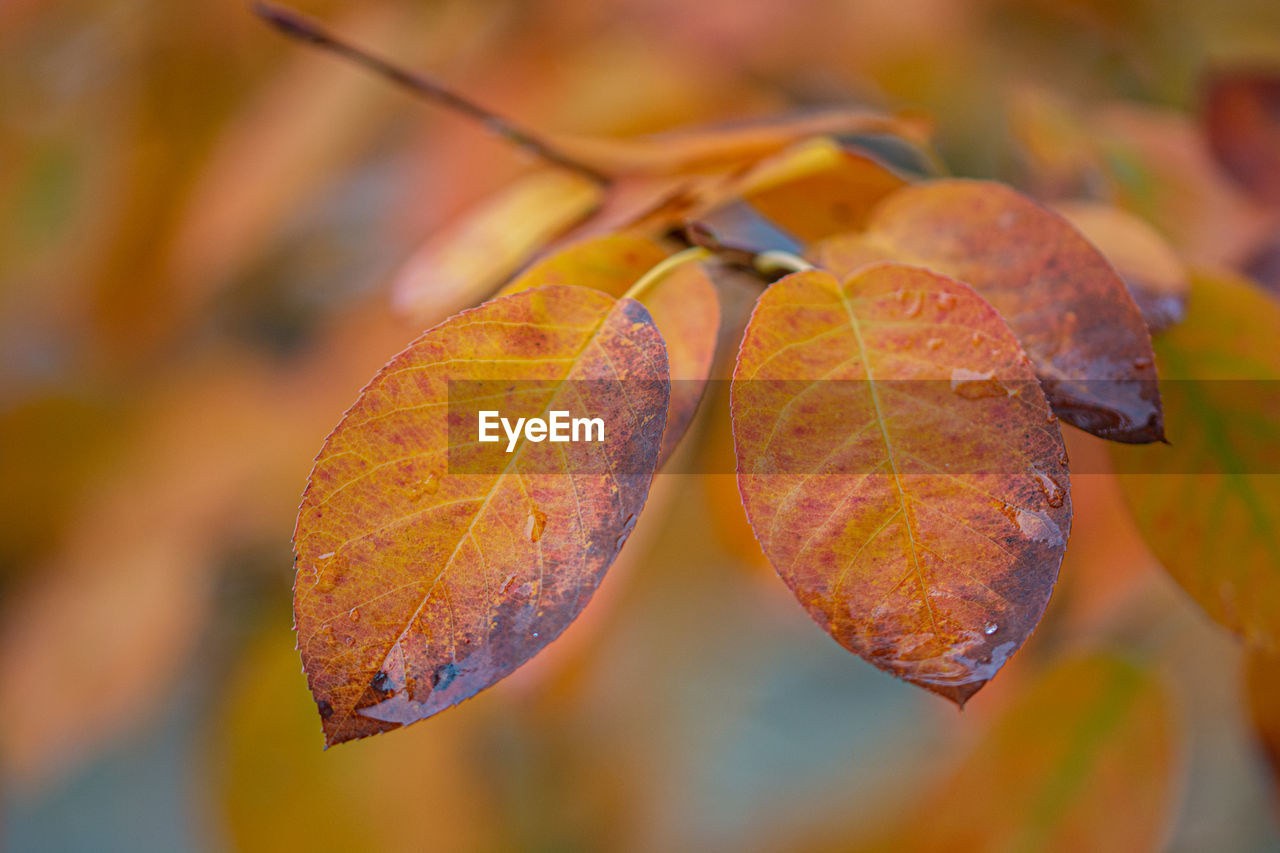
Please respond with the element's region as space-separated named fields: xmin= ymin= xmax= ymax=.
xmin=253 ymin=2 xmax=612 ymax=186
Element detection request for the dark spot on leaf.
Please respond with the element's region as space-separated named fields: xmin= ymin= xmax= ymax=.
xmin=431 ymin=661 xmax=460 ymax=690
xmin=317 ymin=699 xmax=334 ymax=719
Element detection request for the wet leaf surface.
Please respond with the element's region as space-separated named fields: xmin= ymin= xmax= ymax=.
xmin=1113 ymin=271 xmax=1280 ymax=650
xmin=732 ymin=264 xmax=1071 ymax=704
xmin=813 ymin=179 xmax=1164 ymax=443
xmin=294 ymin=285 xmax=669 ymax=744
xmin=501 ymin=234 xmax=718 ymax=465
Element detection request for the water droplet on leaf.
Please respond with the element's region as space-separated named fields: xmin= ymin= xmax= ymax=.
xmin=950 ymin=368 xmax=1007 ymax=399
xmin=525 ymin=507 xmax=548 ymax=542
xmin=902 ymin=292 xmax=923 ymax=317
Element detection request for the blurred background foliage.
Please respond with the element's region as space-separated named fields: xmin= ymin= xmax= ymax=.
xmin=2 ymin=0 xmax=1280 ymax=850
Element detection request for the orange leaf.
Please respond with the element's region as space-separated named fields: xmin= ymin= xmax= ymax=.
xmin=1112 ymin=270 xmax=1280 ymax=650
xmin=814 ymin=179 xmax=1164 ymax=443
xmin=389 ymin=170 xmax=604 ymax=323
xmin=545 ymin=108 xmax=932 ymax=177
xmin=732 ymin=264 xmax=1071 ymax=704
xmin=501 ymin=234 xmax=719 ymax=464
xmin=745 ymin=145 xmax=908 ymax=242
xmin=389 ymin=115 xmax=932 ymax=323
xmin=1054 ymin=201 xmax=1189 ymax=334
xmin=294 ymin=285 xmax=670 ymax=744
xmin=1205 ymin=70 xmax=1280 ymax=208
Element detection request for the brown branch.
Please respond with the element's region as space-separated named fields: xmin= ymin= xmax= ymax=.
xmin=252 ymin=2 xmax=612 ymax=186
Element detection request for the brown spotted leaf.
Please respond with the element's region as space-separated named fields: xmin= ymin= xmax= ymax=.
xmin=732 ymin=263 xmax=1071 ymax=704
xmin=294 ymin=285 xmax=669 ymax=744
xmin=501 ymin=234 xmax=718 ymax=465
xmin=814 ymin=179 xmax=1164 ymax=443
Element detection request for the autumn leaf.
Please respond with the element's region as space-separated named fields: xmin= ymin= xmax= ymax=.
xmin=813 ymin=179 xmax=1164 ymax=443
xmin=850 ymin=655 xmax=1179 ymax=853
xmin=1204 ymin=70 xmax=1280 ymax=207
xmin=732 ymin=263 xmax=1071 ymax=704
xmin=390 ymin=170 xmax=604 ymax=323
xmin=543 ymin=108 xmax=932 ymax=177
xmin=1096 ymin=104 xmax=1275 ymax=269
xmin=1112 ymin=270 xmax=1280 ymax=650
xmin=294 ymin=285 xmax=670 ymax=744
xmin=389 ymin=113 xmax=931 ymax=322
xmin=1054 ymin=201 xmax=1190 ymax=334
xmin=500 ymin=234 xmax=719 ymax=464
xmin=745 ymin=144 xmax=908 ymax=242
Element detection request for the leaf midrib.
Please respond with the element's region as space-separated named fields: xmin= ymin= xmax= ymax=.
xmin=834 ymin=281 xmax=941 ymax=638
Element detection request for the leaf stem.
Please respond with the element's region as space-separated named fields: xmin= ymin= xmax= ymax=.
xmin=753 ymin=251 xmax=814 ymax=276
xmin=623 ymin=247 xmax=712 ymax=302
xmin=252 ymin=2 xmax=612 ymax=186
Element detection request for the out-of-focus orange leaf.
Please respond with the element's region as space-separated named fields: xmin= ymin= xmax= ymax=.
xmin=732 ymin=264 xmax=1071 ymax=704
xmin=1113 ymin=270 xmax=1280 ymax=650
xmin=545 ymin=108 xmax=932 ymax=176
xmin=1005 ymin=83 xmax=1101 ymax=199
xmin=294 ymin=285 xmax=670 ymax=744
xmin=745 ymin=144 xmax=908 ymax=242
xmin=814 ymin=179 xmax=1164 ymax=443
xmin=1204 ymin=70 xmax=1280 ymax=208
xmin=168 ymin=5 xmax=422 ymax=303
xmin=1054 ymin=201 xmax=1190 ymax=334
xmin=1096 ymin=104 xmax=1276 ymax=269
xmin=1245 ymin=646 xmax=1280 ymax=797
xmin=501 ymin=234 xmax=718 ymax=464
xmin=0 ymin=394 xmax=118 ymax=575
xmin=852 ymin=654 xmax=1179 ymax=852
xmin=390 ymin=108 xmax=931 ymax=322
xmin=0 ymin=360 xmax=271 ymax=788
xmin=390 ymin=169 xmax=604 ymax=323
